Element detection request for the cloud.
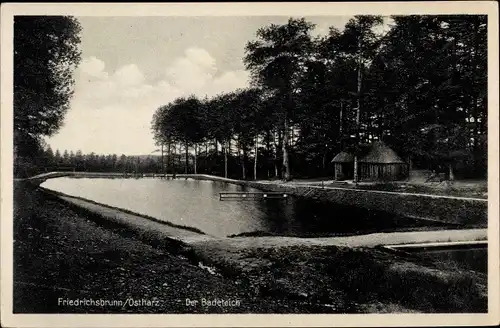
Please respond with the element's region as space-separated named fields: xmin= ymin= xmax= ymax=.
xmin=114 ymin=64 xmax=145 ymax=86
xmin=208 ymin=70 xmax=249 ymax=95
xmin=166 ymin=47 xmax=217 ymax=92
xmin=73 ymin=46 xmax=249 ymax=109
xmin=79 ymin=56 xmax=108 ymax=79
xmin=48 ymin=47 xmax=250 ymax=154
xmin=185 ymin=47 xmax=217 ymax=70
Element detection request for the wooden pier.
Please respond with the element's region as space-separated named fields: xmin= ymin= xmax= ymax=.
xmin=219 ymin=192 xmax=289 ymax=201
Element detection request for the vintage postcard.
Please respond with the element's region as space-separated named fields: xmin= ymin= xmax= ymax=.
xmin=1 ymin=2 xmax=499 ymax=327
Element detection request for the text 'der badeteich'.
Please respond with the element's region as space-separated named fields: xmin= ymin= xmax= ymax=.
xmin=185 ymin=298 xmax=241 ymax=307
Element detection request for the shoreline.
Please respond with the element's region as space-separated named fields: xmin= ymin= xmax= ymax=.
xmin=29 ymin=172 xmax=488 ymax=226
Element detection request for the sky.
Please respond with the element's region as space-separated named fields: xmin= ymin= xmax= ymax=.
xmin=46 ymin=16 xmax=387 ymax=155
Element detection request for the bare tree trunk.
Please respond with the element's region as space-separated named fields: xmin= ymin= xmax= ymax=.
xmin=277 ymin=130 xmax=283 ymax=179
xmin=161 ymin=143 xmax=164 ymax=174
xmin=185 ymin=141 xmax=189 ymax=174
xmin=172 ymin=143 xmax=177 ymax=179
xmin=273 ymin=131 xmax=279 ymax=178
xmin=204 ymin=142 xmax=208 ymax=174
xmin=339 ymin=100 xmax=344 ymax=149
xmin=266 ymin=130 xmax=271 ymax=178
xmin=322 ymin=146 xmax=328 ymax=174
xmin=224 ymin=140 xmax=228 ymax=178
xmin=194 ymin=144 xmax=197 ymax=174
xmin=353 ymin=44 xmax=362 ymax=184
xmin=471 ymin=19 xmax=480 ymax=156
xmin=282 ymin=118 xmax=290 ymax=181
xmin=238 ymin=138 xmax=246 ymax=180
xmin=242 ymin=149 xmax=246 ymax=180
xmin=167 ymin=141 xmax=171 ymax=175
xmin=254 ymin=133 xmax=258 ymax=180
xmin=407 ymin=155 xmax=412 ymax=181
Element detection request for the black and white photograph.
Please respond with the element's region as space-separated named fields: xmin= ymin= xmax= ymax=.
xmin=1 ymin=2 xmax=499 ymax=327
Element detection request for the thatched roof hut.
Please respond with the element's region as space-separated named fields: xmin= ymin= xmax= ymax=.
xmin=331 ymin=151 xmax=354 ymax=163
xmin=358 ymin=141 xmax=408 ymax=181
xmin=359 ymin=141 xmax=406 ymax=164
xmin=331 ymin=151 xmax=354 ymax=180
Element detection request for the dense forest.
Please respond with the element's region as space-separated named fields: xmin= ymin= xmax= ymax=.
xmin=150 ymin=15 xmax=488 ymax=181
xmin=16 ymin=15 xmax=487 ymax=181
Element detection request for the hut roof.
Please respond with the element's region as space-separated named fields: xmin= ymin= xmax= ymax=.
xmin=331 ymin=151 xmax=354 ymax=163
xmin=359 ymin=141 xmax=406 ymax=164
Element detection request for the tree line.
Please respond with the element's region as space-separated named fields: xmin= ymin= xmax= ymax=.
xmin=151 ymin=15 xmax=487 ymax=181
xmin=40 ymin=147 xmax=164 ymax=174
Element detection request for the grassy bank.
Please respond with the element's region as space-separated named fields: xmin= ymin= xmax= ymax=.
xmin=355 ymin=181 xmax=488 ymax=199
xmin=229 ymin=246 xmax=487 ymax=313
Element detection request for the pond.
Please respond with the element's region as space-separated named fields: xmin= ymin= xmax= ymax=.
xmin=41 ymin=177 xmax=454 ymax=238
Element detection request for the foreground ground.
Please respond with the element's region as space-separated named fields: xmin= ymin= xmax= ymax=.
xmin=13 ymin=184 xmax=487 ymax=313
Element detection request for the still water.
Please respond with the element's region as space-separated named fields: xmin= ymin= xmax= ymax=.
xmin=41 ymin=177 xmax=451 ymax=238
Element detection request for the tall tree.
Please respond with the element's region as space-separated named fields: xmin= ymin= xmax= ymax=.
xmin=62 ymin=149 xmax=70 ymax=166
xmin=338 ymin=15 xmax=383 ymax=182
xmin=244 ymin=18 xmax=316 ymax=181
xmin=44 ymin=146 xmax=55 ymax=168
xmin=69 ymin=150 xmax=75 ymax=167
xmin=231 ymin=88 xmax=263 ymax=179
xmin=14 ymin=16 xmax=82 ymax=161
xmin=205 ymin=93 xmax=237 ymax=178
